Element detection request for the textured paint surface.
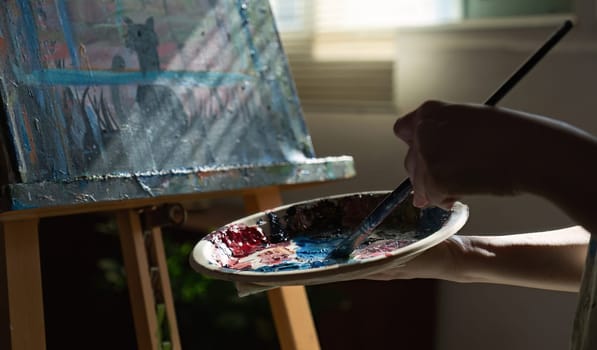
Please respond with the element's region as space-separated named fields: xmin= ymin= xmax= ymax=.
xmin=5 ymin=156 xmax=355 ymax=209
xmin=0 ymin=1 xmax=355 ymax=210
xmin=0 ymin=1 xmax=313 ymax=181
xmin=212 ymin=225 xmax=417 ymax=273
xmin=203 ymin=193 xmax=449 ymax=274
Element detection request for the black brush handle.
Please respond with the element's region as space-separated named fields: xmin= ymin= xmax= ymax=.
xmin=485 ymin=19 xmax=572 ymax=106
xmin=329 ymin=19 xmax=574 ymax=259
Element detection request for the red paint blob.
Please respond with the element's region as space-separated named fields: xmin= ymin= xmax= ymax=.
xmin=212 ymin=224 xmax=269 ymax=257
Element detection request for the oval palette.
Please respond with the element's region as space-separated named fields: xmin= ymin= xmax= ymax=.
xmin=190 ymin=191 xmax=469 ymax=286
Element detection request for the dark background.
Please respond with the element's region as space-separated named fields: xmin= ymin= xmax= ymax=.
xmin=40 ymin=213 xmax=437 ymax=349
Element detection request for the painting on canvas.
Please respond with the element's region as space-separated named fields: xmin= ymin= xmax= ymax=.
xmin=0 ymin=0 xmax=314 ymax=184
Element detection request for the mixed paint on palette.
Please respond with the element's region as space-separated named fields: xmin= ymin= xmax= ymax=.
xmin=203 ymin=194 xmax=449 ymax=273
xmin=0 ymin=0 xmax=314 ymax=184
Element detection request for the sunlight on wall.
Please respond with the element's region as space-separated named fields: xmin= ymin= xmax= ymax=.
xmin=270 ymin=0 xmax=462 ymax=32
xmin=269 ymin=0 xmax=462 ymax=61
xmin=314 ymin=0 xmax=462 ymax=30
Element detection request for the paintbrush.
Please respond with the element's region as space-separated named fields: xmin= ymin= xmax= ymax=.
xmin=328 ymin=19 xmax=573 ymax=260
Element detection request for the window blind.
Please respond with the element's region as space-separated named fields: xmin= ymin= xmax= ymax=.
xmin=269 ymin=0 xmax=573 ymax=112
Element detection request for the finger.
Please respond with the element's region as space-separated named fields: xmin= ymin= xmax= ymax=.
xmin=404 ymin=147 xmax=427 ymax=206
xmin=394 ymin=110 xmax=418 ymax=144
xmin=418 ymin=161 xmax=460 ymax=209
xmin=411 ymin=144 xmax=430 ymax=208
xmin=426 ymin=184 xmax=456 ymax=210
xmin=403 ymin=147 xmax=416 ymax=176
xmin=438 ymin=197 xmax=457 ymax=210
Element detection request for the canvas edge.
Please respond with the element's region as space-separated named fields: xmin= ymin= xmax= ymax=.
xmin=0 ymin=156 xmax=356 ymax=212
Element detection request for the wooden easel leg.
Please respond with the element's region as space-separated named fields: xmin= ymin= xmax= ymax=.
xmin=243 ymin=187 xmax=321 ymax=350
xmin=267 ymin=286 xmax=321 ymax=350
xmin=0 ymin=219 xmax=46 ymax=350
xmin=117 ymin=209 xmax=181 ymax=350
xmin=118 ymin=210 xmax=159 ymax=350
xmin=146 ymin=226 xmax=181 ymax=350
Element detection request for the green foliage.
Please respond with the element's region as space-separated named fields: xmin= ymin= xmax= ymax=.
xmin=96 ymin=257 xmax=127 ymax=291
xmin=164 ymin=240 xmax=212 ymax=302
xmin=90 ymin=215 xmax=279 ymax=349
xmin=162 ymin=228 xmax=280 ymax=349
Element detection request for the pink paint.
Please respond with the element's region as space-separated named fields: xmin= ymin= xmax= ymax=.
xmin=353 ymin=239 xmax=416 ymax=260
xmin=227 ymin=258 xmax=251 ymax=270
xmin=255 ymin=243 xmax=293 ymax=265
xmin=225 ymin=242 xmax=295 ymax=270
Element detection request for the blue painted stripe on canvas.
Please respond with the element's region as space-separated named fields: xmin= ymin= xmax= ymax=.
xmin=114 ymin=0 xmax=124 ymax=31
xmin=15 ymin=68 xmax=253 ymax=87
xmin=55 ymin=0 xmax=80 ymax=68
xmin=17 ymin=0 xmax=48 ymax=110
xmin=115 ymin=0 xmax=124 ymax=15
xmin=236 ymin=2 xmax=292 ymax=122
xmin=237 ymin=0 xmax=261 ymax=72
xmin=17 ymin=0 xmax=42 ymax=71
xmin=10 ymin=199 xmax=37 ymax=210
xmin=221 ymin=2 xmax=248 ymax=72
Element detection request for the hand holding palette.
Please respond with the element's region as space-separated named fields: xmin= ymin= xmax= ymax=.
xmin=190 ymin=191 xmax=469 ymax=286
xmin=190 ymin=20 xmax=573 ymax=289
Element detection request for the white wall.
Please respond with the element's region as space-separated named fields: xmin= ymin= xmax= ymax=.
xmin=284 ymin=13 xmax=597 ymax=350
xmin=393 ymin=20 xmax=597 ymax=350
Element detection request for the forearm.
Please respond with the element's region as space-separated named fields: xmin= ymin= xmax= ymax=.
xmin=445 ymin=226 xmax=589 ymax=292
xmin=516 ymin=112 xmax=597 ymax=235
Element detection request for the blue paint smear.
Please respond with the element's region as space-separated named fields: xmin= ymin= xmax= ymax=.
xmin=11 ymin=199 xmax=37 ymax=210
xmin=16 ymin=68 xmax=253 ymax=87
xmin=236 ymin=1 xmax=295 ymax=142
xmin=110 ymin=0 xmax=125 ymax=38
xmin=252 ymin=235 xmax=346 ymax=273
xmin=237 ymin=0 xmax=261 ymax=72
xmin=17 ymin=0 xmax=47 ymax=111
xmin=17 ymin=0 xmax=42 ymax=71
xmin=55 ymin=0 xmax=80 ymax=68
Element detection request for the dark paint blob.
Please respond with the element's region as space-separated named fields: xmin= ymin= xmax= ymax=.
xmin=267 ymin=211 xmax=288 ymax=243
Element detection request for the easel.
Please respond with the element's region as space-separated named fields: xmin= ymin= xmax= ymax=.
xmin=0 ymin=181 xmax=355 ymax=349
xmin=0 ymin=1 xmax=354 ymax=349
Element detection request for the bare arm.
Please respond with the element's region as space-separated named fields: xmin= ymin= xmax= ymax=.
xmin=375 ymin=101 xmax=596 ymax=291
xmin=395 ymin=101 xmax=597 ymax=234
xmin=367 ymin=226 xmax=589 ymax=292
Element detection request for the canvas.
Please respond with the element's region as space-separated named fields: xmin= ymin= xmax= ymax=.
xmin=0 ymin=0 xmax=354 ymax=210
